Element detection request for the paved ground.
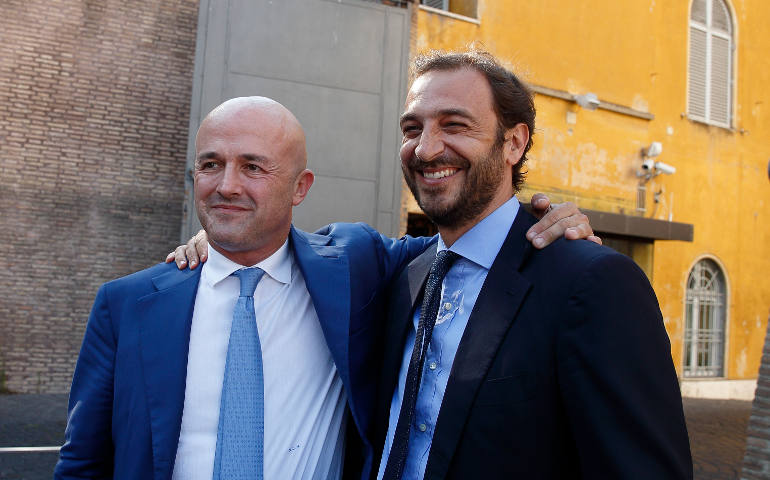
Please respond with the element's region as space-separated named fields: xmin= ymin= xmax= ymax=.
xmin=0 ymin=394 xmax=755 ymax=479
xmin=0 ymin=394 xmax=66 ymax=480
xmin=685 ymin=397 xmax=753 ymax=480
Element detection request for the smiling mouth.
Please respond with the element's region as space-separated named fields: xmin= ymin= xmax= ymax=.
xmin=212 ymin=204 xmax=250 ymax=212
xmin=421 ymin=168 xmax=459 ymax=179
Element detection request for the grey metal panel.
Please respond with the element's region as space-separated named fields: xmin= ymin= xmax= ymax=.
xmin=183 ymin=0 xmax=409 ymax=239
xmin=224 ymin=73 xmax=381 ymax=181
xmin=292 ymin=176 xmax=377 ymax=230
xmin=376 ymin=211 xmax=394 ymax=235
xmin=228 ymin=0 xmax=385 ymax=94
xmin=377 ymin=7 xmax=410 ymax=234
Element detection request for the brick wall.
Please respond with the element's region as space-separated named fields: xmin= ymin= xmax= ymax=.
xmin=0 ymin=0 xmax=198 ymax=393
xmin=742 ymin=315 xmax=770 ymax=479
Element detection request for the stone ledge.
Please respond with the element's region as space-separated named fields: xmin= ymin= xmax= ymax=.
xmin=681 ymin=379 xmax=758 ymax=400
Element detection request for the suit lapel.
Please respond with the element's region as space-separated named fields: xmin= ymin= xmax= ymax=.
xmin=376 ymin=245 xmax=437 ymax=448
xmin=425 ymin=211 xmax=536 ymax=480
xmin=136 ymin=266 xmax=201 ymax=480
xmin=289 ymin=227 xmax=353 ymax=400
xmin=408 ymin=246 xmax=436 ymax=307
xmin=381 ymin=246 xmax=435 ymax=398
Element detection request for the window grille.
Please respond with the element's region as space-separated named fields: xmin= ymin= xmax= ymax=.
xmin=636 ymin=183 xmax=646 ymax=213
xmin=683 ymin=259 xmax=727 ymax=377
xmin=688 ymin=0 xmax=733 ymax=127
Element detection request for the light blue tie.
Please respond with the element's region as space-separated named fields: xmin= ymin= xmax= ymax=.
xmin=213 ymin=268 xmax=266 ymax=480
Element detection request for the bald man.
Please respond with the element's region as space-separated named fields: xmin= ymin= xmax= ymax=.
xmin=56 ymin=97 xmax=594 ymax=480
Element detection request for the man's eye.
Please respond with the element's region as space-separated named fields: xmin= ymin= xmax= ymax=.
xmin=246 ymin=163 xmax=262 ymax=172
xmin=201 ymin=161 xmax=217 ymax=170
xmin=402 ymin=125 xmax=420 ymax=136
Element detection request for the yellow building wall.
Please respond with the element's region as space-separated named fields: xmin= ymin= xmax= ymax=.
xmin=407 ymin=0 xmax=770 ymax=379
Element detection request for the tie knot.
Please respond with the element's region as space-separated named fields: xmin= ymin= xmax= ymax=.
xmin=432 ymin=250 xmax=460 ymax=278
xmin=232 ymin=268 xmax=265 ymax=297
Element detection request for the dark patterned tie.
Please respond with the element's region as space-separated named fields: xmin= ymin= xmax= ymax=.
xmin=383 ymin=249 xmax=461 ymax=480
xmin=213 ymin=267 xmax=266 ymax=480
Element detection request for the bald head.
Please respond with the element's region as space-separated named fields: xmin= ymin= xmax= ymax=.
xmin=193 ymin=96 xmax=315 ymax=265
xmin=198 ymin=96 xmax=308 ymax=174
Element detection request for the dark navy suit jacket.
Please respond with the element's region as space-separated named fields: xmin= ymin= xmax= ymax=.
xmin=55 ymin=222 xmax=433 ymax=480
xmin=374 ymin=210 xmax=693 ymax=479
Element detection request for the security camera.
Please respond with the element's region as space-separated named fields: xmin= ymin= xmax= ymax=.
xmin=637 ymin=147 xmax=675 ymax=180
xmin=645 ymin=142 xmax=663 ymax=158
xmin=654 ymin=161 xmax=676 ymax=175
xmin=574 ymin=93 xmax=600 ymax=110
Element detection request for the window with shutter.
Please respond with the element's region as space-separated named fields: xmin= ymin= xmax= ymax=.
xmin=687 ymin=0 xmax=734 ymax=127
xmin=688 ymin=28 xmax=708 ymax=119
xmin=691 ymin=0 xmax=707 ymax=23
xmin=420 ymin=0 xmax=477 ymax=19
xmin=422 ymin=0 xmax=447 ymax=9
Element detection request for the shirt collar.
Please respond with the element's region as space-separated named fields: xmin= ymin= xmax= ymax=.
xmin=202 ymin=239 xmax=293 ymax=287
xmin=437 ymin=196 xmax=519 ymax=269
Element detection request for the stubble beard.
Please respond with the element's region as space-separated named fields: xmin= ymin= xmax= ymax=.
xmin=403 ymin=139 xmax=507 ymax=230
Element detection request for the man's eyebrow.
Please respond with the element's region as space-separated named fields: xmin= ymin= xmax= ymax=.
xmin=197 ymin=151 xmax=218 ymax=161
xmin=399 ymin=112 xmax=417 ymax=127
xmin=196 ymin=152 xmax=268 ymax=163
xmin=241 ymin=153 xmax=268 ymax=163
xmin=438 ymin=108 xmax=475 ymax=120
xmin=399 ymin=108 xmax=476 ymax=127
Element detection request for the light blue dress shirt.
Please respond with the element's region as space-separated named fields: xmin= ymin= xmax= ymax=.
xmin=377 ymin=197 xmax=520 ymax=480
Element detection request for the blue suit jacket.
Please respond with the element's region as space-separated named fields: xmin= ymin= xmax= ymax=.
xmin=55 ymin=222 xmax=433 ymax=480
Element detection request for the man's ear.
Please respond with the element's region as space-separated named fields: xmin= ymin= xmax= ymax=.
xmin=292 ymin=169 xmax=315 ymax=206
xmin=504 ymin=123 xmax=530 ymax=167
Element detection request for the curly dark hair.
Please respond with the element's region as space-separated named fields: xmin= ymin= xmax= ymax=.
xmin=412 ymin=50 xmax=535 ymax=193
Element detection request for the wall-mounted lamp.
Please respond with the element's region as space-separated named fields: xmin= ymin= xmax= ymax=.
xmin=574 ymin=92 xmax=600 ymax=110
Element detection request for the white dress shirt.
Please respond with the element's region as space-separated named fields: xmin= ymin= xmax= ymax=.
xmin=172 ymin=241 xmax=347 ymax=480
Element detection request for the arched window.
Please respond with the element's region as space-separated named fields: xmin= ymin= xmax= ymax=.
xmin=688 ymin=0 xmax=733 ymax=127
xmin=684 ymin=259 xmax=727 ymax=377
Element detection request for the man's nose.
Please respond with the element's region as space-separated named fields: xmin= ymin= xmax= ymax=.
xmin=414 ymin=127 xmax=444 ymax=162
xmin=216 ymin=164 xmax=242 ymax=197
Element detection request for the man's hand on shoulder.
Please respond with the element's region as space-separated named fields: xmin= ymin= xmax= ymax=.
xmin=164 ymin=193 xmax=599 ymax=268
xmin=527 ymin=193 xmax=602 ymax=249
xmin=165 ymin=229 xmax=209 ymax=270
